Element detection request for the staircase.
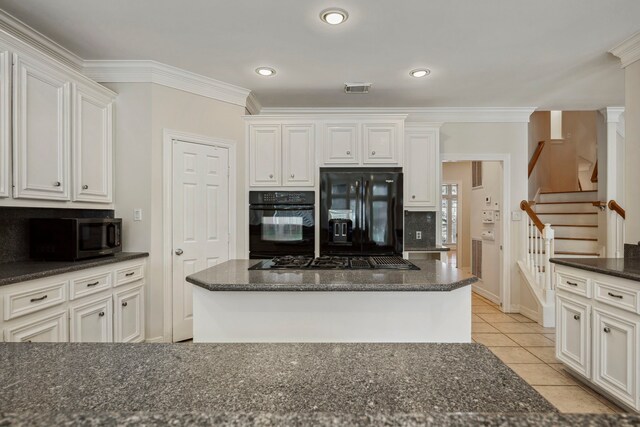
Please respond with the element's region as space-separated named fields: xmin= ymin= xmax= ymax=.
xmin=534 ymin=190 xmax=600 ymax=258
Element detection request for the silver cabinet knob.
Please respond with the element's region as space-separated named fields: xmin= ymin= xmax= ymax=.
xmin=175 ymin=248 xmax=184 ymax=256
xmin=573 ymin=314 xmax=580 ymax=320
xmin=122 ymin=302 xmax=128 ymax=307
xmin=412 ymin=195 xmax=416 ymax=199
xmin=346 ymin=151 xmax=351 ymax=155
xmin=54 ymin=181 xmax=61 ymax=187
xmin=82 ymin=185 xmax=88 ymax=190
xmin=269 ymin=174 xmax=274 ymax=179
xmin=98 ymin=312 xmax=105 ymax=317
xmin=371 ymin=151 xmax=376 ymax=155
xmin=290 ymin=174 xmax=295 ymax=178
xmin=604 ymin=327 xmax=611 ymax=333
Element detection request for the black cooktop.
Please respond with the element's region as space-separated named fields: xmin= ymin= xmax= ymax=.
xmin=249 ymin=256 xmax=420 ymax=271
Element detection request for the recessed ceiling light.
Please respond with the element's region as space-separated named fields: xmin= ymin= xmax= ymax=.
xmin=410 ymin=68 xmax=431 ymax=78
xmin=255 ymin=67 xmax=276 ymax=77
xmin=320 ymin=8 xmax=348 ymax=25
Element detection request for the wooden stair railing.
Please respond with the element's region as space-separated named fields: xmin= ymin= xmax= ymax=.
xmin=591 ymin=161 xmax=598 ymax=183
xmin=528 ymin=141 xmax=545 ymax=178
xmin=520 ymin=200 xmax=544 ymax=232
xmin=608 ymin=200 xmax=626 ymax=219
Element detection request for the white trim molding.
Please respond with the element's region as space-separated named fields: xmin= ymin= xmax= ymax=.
xmin=245 ymin=92 xmax=262 ymax=115
xmin=258 ymin=107 xmax=537 ymax=123
xmin=610 ymin=31 xmax=640 ymax=68
xmin=0 ymin=10 xmax=84 ymax=71
xmin=599 ymin=107 xmax=625 ymax=123
xmin=84 ymin=60 xmax=251 ymax=107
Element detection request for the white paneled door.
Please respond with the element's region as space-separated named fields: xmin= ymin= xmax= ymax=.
xmin=172 ymin=140 xmax=230 ymax=342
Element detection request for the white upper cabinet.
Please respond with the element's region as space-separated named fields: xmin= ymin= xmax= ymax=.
xmin=363 ymin=123 xmax=399 ymax=164
xmin=282 ymin=124 xmax=315 ymax=187
xmin=323 ymin=122 xmax=359 ymax=165
xmin=12 ymin=53 xmax=71 ymax=201
xmin=404 ymin=125 xmax=439 ymax=208
xmin=0 ymin=50 xmax=9 ymax=198
xmin=249 ymin=124 xmax=281 ymax=186
xmin=72 ymin=83 xmax=113 ymax=203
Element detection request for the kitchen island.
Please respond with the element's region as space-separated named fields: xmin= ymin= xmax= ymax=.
xmin=186 ymin=260 xmax=477 ymax=343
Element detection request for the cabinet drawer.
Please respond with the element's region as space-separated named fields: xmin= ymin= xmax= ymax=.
xmin=556 ymin=271 xmax=591 ymax=298
xmin=70 ymin=271 xmax=112 ymax=300
xmin=4 ymin=310 xmax=68 ymax=342
xmin=594 ymin=281 xmax=639 ymax=314
xmin=4 ymin=281 xmax=67 ymax=320
xmin=115 ymin=264 xmax=144 ymax=287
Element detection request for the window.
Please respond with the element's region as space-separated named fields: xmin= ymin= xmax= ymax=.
xmin=441 ymin=183 xmax=458 ymax=245
xmin=472 ymin=161 xmax=483 ymax=188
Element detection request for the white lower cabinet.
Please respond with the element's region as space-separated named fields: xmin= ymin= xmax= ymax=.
xmin=0 ymin=259 xmax=146 ymax=343
xmin=4 ymin=310 xmax=67 ymax=342
xmin=592 ymin=308 xmax=638 ymax=407
xmin=70 ymin=295 xmax=113 ymax=343
xmin=114 ymin=284 xmax=145 ymax=342
xmin=556 ymin=294 xmax=590 ymax=378
xmin=555 ymin=264 xmax=640 ymax=412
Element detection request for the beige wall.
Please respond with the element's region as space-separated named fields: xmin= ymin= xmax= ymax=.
xmin=528 ymin=111 xmax=599 ymax=195
xmin=107 ymin=83 xmax=247 ymax=342
xmin=439 ymin=122 xmax=528 ymax=310
xmin=625 ymin=60 xmax=640 ymax=244
xmin=442 ymin=161 xmax=472 ymax=269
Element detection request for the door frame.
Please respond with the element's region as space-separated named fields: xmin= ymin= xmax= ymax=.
xmin=442 ymin=179 xmax=463 ymax=269
xmin=441 ymin=153 xmax=511 ymax=311
xmin=162 ymin=129 xmax=237 ymax=342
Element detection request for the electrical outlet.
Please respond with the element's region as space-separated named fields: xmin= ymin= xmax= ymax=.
xmin=416 ymin=231 xmax=422 ymax=240
xmin=134 ymin=208 xmax=143 ymax=221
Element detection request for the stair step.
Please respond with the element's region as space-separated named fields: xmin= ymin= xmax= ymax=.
xmin=531 ymin=237 xmax=597 ymax=241
xmin=539 ymin=191 xmax=599 ymax=203
xmin=537 ymin=212 xmax=598 ymax=215
xmin=531 ymin=250 xmax=599 ymax=256
xmin=540 ymin=190 xmax=598 ymax=194
xmin=534 ymin=202 xmax=599 ymax=214
xmin=536 ymin=213 xmax=598 ymax=225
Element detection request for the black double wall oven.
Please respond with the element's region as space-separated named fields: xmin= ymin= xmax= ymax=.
xmin=249 ymin=191 xmax=315 ymax=259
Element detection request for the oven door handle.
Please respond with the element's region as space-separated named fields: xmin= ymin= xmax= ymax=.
xmin=250 ymin=206 xmax=314 ymax=211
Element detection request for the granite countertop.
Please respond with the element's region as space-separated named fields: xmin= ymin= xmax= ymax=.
xmin=0 ymin=252 xmax=149 ymax=287
xmin=2 ymin=412 xmax=640 ymax=426
xmin=550 ymin=257 xmax=640 ymax=283
xmin=0 ymin=342 xmax=553 ymax=415
xmin=186 ymin=259 xmax=477 ymax=292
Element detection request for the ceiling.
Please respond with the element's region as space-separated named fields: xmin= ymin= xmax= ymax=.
xmin=0 ymin=0 xmax=638 ymax=109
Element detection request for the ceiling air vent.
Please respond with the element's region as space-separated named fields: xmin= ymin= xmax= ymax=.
xmin=344 ymin=82 xmax=371 ymax=94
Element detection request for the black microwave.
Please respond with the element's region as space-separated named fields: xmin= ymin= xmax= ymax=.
xmin=30 ymin=218 xmax=122 ymax=261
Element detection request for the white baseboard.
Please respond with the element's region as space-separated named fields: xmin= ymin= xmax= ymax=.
xmin=145 ymin=336 xmax=166 ymax=343
xmin=472 ymin=283 xmax=500 ymax=305
xmin=518 ymin=304 xmax=541 ymax=324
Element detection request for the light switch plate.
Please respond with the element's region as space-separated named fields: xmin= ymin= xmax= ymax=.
xmin=134 ymin=208 xmax=143 ymax=221
xmin=511 ymin=211 xmax=522 ymax=221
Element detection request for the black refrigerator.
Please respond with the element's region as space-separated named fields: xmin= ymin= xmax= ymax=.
xmin=320 ymin=168 xmax=403 ymax=256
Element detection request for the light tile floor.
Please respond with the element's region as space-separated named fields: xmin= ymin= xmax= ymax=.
xmin=471 ymin=292 xmax=625 ymax=414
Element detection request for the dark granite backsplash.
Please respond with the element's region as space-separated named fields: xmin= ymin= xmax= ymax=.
xmin=0 ymin=207 xmax=114 ymax=263
xmin=404 ymin=211 xmax=436 ymax=250
xmin=625 ymin=243 xmax=640 ymax=259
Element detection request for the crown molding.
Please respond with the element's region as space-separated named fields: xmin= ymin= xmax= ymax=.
xmin=610 ymin=31 xmax=640 ymax=68
xmin=245 ymin=92 xmax=262 ymax=115
xmin=600 ymin=107 xmax=625 ymax=123
xmin=83 ymin=60 xmax=251 ymax=107
xmin=0 ymin=9 xmax=84 ymax=71
xmin=258 ymin=107 xmax=536 ymax=123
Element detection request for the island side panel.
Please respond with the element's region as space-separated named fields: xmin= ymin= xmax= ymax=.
xmin=193 ymin=286 xmax=472 ymax=343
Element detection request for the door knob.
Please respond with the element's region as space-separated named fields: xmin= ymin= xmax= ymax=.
xmin=98 ymin=312 xmax=105 ymax=317
xmin=269 ymin=174 xmax=274 ymax=179
xmin=290 ymin=174 xmax=295 ymax=178
xmin=122 ymin=302 xmax=128 ymax=307
xmin=412 ymin=195 xmax=416 ymax=199
xmin=175 ymin=249 xmax=184 ymax=256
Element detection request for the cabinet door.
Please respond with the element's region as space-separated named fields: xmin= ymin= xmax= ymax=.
xmin=282 ymin=124 xmax=314 ymax=187
xmin=0 ymin=50 xmax=9 ymax=198
xmin=70 ymin=295 xmax=113 ymax=342
xmin=556 ymin=295 xmax=590 ymax=378
xmin=4 ymin=311 xmax=68 ymax=342
xmin=114 ymin=285 xmax=145 ymax=342
xmin=404 ymin=128 xmax=438 ymax=207
xmin=249 ymin=124 xmax=281 ymax=186
xmin=13 ymin=54 xmax=71 ymax=200
xmin=323 ymin=123 xmax=359 ymax=164
xmin=593 ymin=308 xmax=638 ymax=407
xmin=363 ymin=123 xmax=399 ymax=164
xmin=73 ymin=84 xmax=113 ymax=203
